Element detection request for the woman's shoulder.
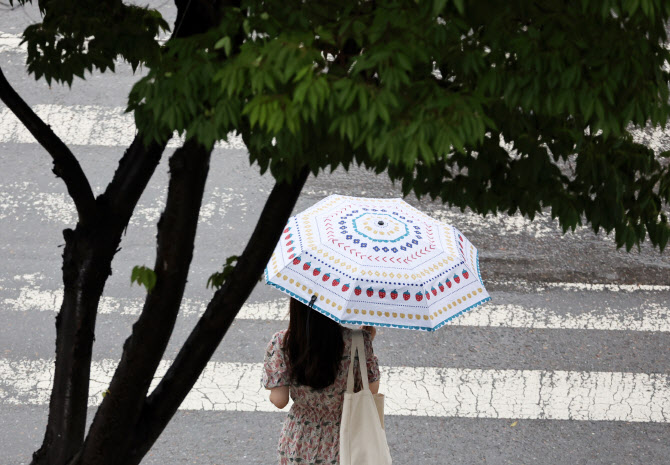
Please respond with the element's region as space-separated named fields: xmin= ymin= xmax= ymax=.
xmin=276 ymin=328 xmax=288 ymax=338
xmin=268 ymin=328 xmax=288 ymax=348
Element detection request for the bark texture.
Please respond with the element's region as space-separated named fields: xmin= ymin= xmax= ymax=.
xmin=124 ymin=165 xmax=310 ymax=465
xmin=24 ymin=0 xmax=234 ymax=461
xmin=30 ymin=137 xmax=167 ymax=465
xmin=0 ymin=67 xmax=95 ymax=222
xmin=75 ymin=139 xmax=212 ymax=465
xmin=0 ymin=64 xmax=168 ymax=465
xmin=1 ymin=1 xmax=255 ymax=463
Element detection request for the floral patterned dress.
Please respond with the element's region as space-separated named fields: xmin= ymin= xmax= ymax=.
xmin=262 ymin=326 xmax=380 ymax=465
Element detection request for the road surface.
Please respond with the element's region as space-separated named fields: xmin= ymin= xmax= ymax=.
xmin=0 ymin=3 xmax=669 ymax=464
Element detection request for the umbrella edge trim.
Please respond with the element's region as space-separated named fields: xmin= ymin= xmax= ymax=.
xmin=264 ymin=267 xmax=493 ymax=332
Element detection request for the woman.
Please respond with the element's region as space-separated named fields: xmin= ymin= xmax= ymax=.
xmin=262 ymin=297 xmax=380 ymax=464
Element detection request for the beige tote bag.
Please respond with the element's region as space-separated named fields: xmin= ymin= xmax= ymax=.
xmin=339 ymin=330 xmax=392 ymax=465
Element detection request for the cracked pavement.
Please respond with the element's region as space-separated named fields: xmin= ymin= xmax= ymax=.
xmin=1 ymin=2 xmax=670 ymax=464
xmin=2 ymin=359 xmax=668 ymax=423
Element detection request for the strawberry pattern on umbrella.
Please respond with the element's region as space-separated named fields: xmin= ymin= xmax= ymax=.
xmin=264 ymin=195 xmax=491 ymax=331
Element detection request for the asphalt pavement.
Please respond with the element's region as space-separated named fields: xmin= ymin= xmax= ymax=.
xmin=1 ymin=3 xmax=669 ymax=465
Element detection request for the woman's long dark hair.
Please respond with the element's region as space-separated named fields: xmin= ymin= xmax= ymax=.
xmin=284 ymin=297 xmax=344 ymax=390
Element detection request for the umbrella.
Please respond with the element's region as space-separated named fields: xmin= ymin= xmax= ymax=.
xmin=264 ymin=194 xmax=491 ymax=331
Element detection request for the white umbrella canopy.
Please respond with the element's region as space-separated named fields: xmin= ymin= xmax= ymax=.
xmin=264 ymin=194 xmax=491 ymax=331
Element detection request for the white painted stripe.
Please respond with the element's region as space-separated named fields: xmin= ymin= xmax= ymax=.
xmin=0 ymin=101 xmax=665 ymax=241
xmin=0 ymin=184 xmax=585 ymax=241
xmin=0 ymin=32 xmax=169 ymax=54
xmin=0 ymin=181 xmax=247 ymax=227
xmin=462 ymin=301 xmax=670 ymax=332
xmin=0 ymin=358 xmax=668 ymax=422
xmin=1 ymin=287 xmax=289 ymax=320
xmin=4 ymin=286 xmax=670 ymax=332
xmin=0 ymin=104 xmax=245 ymax=149
xmin=488 ymin=279 xmax=670 ymax=293
xmin=0 ymin=33 xmax=24 ymax=53
xmin=1 ymin=32 xmax=667 ymax=163
xmin=428 ymin=209 xmax=623 ymax=241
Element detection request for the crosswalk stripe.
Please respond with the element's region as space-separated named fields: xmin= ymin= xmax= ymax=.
xmin=0 ymin=104 xmax=244 ymax=149
xmin=2 ymin=29 xmax=667 ymax=164
xmin=0 ymin=182 xmax=610 ymax=241
xmin=3 ymin=286 xmax=669 ymax=332
xmin=0 ymin=33 xmax=168 ymax=55
xmin=6 ymin=280 xmax=670 ymax=330
xmin=1 ymin=358 xmax=667 ymax=422
xmin=0 ymin=33 xmax=25 ymax=54
xmin=0 ymin=181 xmax=243 ymax=228
xmin=0 ymin=124 xmax=664 ymax=248
xmin=489 ymin=280 xmax=670 ymax=293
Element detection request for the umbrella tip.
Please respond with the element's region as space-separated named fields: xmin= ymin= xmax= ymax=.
xmin=308 ymin=294 xmax=317 ymax=308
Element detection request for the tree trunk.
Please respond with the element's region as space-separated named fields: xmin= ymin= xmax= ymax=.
xmin=123 ymin=165 xmax=310 ymax=465
xmin=26 ymin=0 xmax=235 ymax=461
xmin=74 ymin=139 xmax=212 ymax=465
xmin=31 ymin=138 xmax=166 ymax=465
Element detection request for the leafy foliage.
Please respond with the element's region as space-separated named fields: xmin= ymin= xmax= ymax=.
xmin=15 ymin=0 xmax=670 ymax=252
xmin=9 ymin=0 xmax=169 ymax=86
xmin=206 ymin=255 xmax=240 ymax=289
xmin=131 ymin=265 xmax=157 ymax=293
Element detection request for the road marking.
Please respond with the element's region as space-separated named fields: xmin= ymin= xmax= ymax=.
xmin=0 ymin=33 xmax=25 ymax=54
xmin=0 ymin=182 xmax=615 ymax=241
xmin=4 ymin=286 xmax=670 ymax=332
xmin=0 ymin=358 xmax=668 ymax=422
xmin=2 ymin=287 xmax=289 ymax=320
xmin=0 ymin=32 xmax=169 ymax=54
xmin=0 ymin=181 xmax=247 ymax=227
xmin=1 ymin=101 xmax=667 ymax=241
xmin=2 ymin=181 xmax=669 ymax=248
xmin=487 ymin=280 xmax=670 ymax=293
xmin=2 ymin=29 xmax=668 ymax=165
xmin=0 ymin=104 xmax=244 ymax=149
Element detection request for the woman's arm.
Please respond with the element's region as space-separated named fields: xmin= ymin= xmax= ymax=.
xmin=361 ymin=325 xmax=376 ymax=341
xmin=369 ymin=379 xmax=380 ymax=394
xmin=268 ymin=385 xmax=290 ymax=409
xmin=361 ymin=326 xmax=380 ymax=393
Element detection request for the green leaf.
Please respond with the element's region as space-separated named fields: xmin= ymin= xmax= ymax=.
xmin=433 ymin=0 xmax=448 ymax=16
xmin=293 ymin=65 xmax=312 ymax=83
xmin=376 ymin=101 xmax=391 ymax=124
xmin=214 ymin=36 xmax=232 ymax=56
xmin=130 ymin=265 xmax=157 ymax=293
xmin=207 ymin=255 xmax=240 ymax=289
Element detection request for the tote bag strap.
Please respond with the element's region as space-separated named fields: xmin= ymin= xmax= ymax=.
xmin=346 ymin=329 xmax=369 ymax=393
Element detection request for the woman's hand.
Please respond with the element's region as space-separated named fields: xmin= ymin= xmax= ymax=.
xmin=360 ymin=325 xmax=376 ymax=341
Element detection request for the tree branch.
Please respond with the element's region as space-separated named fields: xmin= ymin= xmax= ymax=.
xmin=0 ymin=66 xmax=96 ymax=222
xmin=97 ymin=136 xmax=166 ymax=227
xmin=29 ymin=2 xmax=222 ymax=464
xmin=98 ymin=0 xmax=243 ymax=225
xmin=77 ymin=139 xmax=212 ymax=465
xmin=125 ymin=164 xmax=310 ymax=464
